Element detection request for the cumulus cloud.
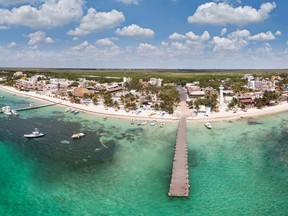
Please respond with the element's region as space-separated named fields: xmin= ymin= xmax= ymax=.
xmin=0 ymin=0 xmax=83 ymax=29
xmin=116 ymin=24 xmax=154 ymax=38
xmin=68 ymin=8 xmax=125 ymax=36
xmin=95 ymin=38 xmax=116 ymax=47
xmin=275 ymin=30 xmax=281 ymax=36
xmin=220 ymin=28 xmax=227 ymax=36
xmin=137 ymin=43 xmax=158 ymax=55
xmin=7 ymin=42 xmax=17 ymax=48
xmin=169 ymin=31 xmax=210 ymax=41
xmin=168 ymin=33 xmax=186 ymax=40
xmin=28 ymin=31 xmax=54 ymax=47
xmin=117 ymin=0 xmax=139 ymax=5
xmin=0 ymin=25 xmax=9 ymax=30
xmin=248 ymin=31 xmax=275 ymax=41
xmin=187 ymin=2 xmax=276 ymax=25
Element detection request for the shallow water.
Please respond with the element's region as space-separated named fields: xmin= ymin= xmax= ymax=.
xmin=0 ymin=90 xmax=288 ymax=215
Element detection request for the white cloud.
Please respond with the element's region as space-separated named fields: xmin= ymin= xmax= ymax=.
xmin=168 ymin=33 xmax=186 ymax=40
xmin=117 ymin=0 xmax=139 ymax=5
xmin=72 ymin=37 xmax=79 ymax=41
xmin=28 ymin=31 xmax=54 ymax=47
xmin=0 ymin=0 xmax=84 ymax=29
xmin=68 ymin=8 xmax=125 ymax=36
xmin=169 ymin=31 xmax=210 ymax=41
xmin=0 ymin=25 xmax=9 ymax=30
xmin=7 ymin=42 xmax=17 ymax=48
xmin=187 ymin=2 xmax=276 ymax=25
xmin=248 ymin=31 xmax=275 ymax=41
xmin=275 ymin=30 xmax=281 ymax=36
xmin=137 ymin=43 xmax=158 ymax=55
xmin=95 ymin=38 xmax=115 ymax=47
xmin=220 ymin=28 xmax=227 ymax=36
xmin=116 ymin=24 xmax=154 ymax=38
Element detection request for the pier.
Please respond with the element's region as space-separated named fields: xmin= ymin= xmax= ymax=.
xmin=168 ymin=87 xmax=189 ymax=197
xmin=15 ymin=102 xmax=61 ymax=112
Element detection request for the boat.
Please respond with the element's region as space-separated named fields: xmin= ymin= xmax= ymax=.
xmin=140 ymin=120 xmax=147 ymax=126
xmin=24 ymin=128 xmax=45 ymax=138
xmin=160 ymin=122 xmax=165 ymax=128
xmin=73 ymin=110 xmax=79 ymax=114
xmin=0 ymin=95 xmax=4 ymax=98
xmin=204 ymin=122 xmax=212 ymax=129
xmin=103 ymin=116 xmax=107 ymax=120
xmin=137 ymin=120 xmax=142 ymax=126
xmin=11 ymin=109 xmax=19 ymax=116
xmin=130 ymin=119 xmax=135 ymax=125
xmin=71 ymin=132 xmax=86 ymax=139
xmin=2 ymin=106 xmax=12 ymax=115
xmin=150 ymin=120 xmax=158 ymax=126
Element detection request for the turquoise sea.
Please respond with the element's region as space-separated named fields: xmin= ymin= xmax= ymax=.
xmin=0 ymin=89 xmax=288 ymax=216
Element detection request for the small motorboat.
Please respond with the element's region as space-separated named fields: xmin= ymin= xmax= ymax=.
xmin=140 ymin=120 xmax=147 ymax=126
xmin=103 ymin=116 xmax=107 ymax=120
xmin=204 ymin=122 xmax=212 ymax=129
xmin=137 ymin=120 xmax=142 ymax=126
xmin=150 ymin=120 xmax=158 ymax=126
xmin=160 ymin=122 xmax=165 ymax=128
xmin=71 ymin=132 xmax=86 ymax=139
xmin=24 ymin=128 xmax=45 ymax=138
xmin=11 ymin=109 xmax=19 ymax=116
xmin=130 ymin=119 xmax=135 ymax=125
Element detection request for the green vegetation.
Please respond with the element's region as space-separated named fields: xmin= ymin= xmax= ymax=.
xmin=2 ymin=68 xmax=288 ymax=85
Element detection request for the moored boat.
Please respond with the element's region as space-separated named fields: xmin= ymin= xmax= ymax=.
xmin=11 ymin=109 xmax=19 ymax=116
xmin=24 ymin=128 xmax=45 ymax=138
xmin=204 ymin=122 xmax=212 ymax=129
xmin=71 ymin=132 xmax=86 ymax=139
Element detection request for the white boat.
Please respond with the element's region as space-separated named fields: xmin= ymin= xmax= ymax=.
xmin=130 ymin=119 xmax=135 ymax=125
xmin=103 ymin=116 xmax=107 ymax=120
xmin=137 ymin=120 xmax=142 ymax=126
xmin=140 ymin=121 xmax=147 ymax=126
xmin=160 ymin=122 xmax=165 ymax=128
xmin=204 ymin=122 xmax=212 ymax=129
xmin=11 ymin=109 xmax=19 ymax=116
xmin=73 ymin=110 xmax=79 ymax=114
xmin=2 ymin=106 xmax=12 ymax=115
xmin=150 ymin=120 xmax=158 ymax=126
xmin=71 ymin=132 xmax=86 ymax=139
xmin=24 ymin=128 xmax=45 ymax=138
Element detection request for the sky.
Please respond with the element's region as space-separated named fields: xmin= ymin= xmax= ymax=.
xmin=0 ymin=0 xmax=287 ymax=69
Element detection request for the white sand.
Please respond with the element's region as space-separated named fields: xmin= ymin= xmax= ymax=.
xmin=1 ymin=85 xmax=288 ymax=122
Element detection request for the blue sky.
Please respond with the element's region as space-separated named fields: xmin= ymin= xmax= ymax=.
xmin=0 ymin=0 xmax=287 ymax=69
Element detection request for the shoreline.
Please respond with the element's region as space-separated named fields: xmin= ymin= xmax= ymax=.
xmin=1 ymin=85 xmax=288 ymax=122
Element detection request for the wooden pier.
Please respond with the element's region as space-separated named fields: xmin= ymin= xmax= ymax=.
xmin=168 ymin=88 xmax=189 ymax=197
xmin=15 ymin=102 xmax=61 ymax=112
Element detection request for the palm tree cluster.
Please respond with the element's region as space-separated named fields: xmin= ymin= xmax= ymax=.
xmin=254 ymin=91 xmax=280 ymax=109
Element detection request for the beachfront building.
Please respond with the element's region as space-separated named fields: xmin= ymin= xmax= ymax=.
xmin=148 ymin=78 xmax=163 ymax=87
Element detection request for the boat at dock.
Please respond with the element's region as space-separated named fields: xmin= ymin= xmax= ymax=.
xmin=11 ymin=109 xmax=19 ymax=116
xmin=2 ymin=106 xmax=12 ymax=115
xmin=71 ymin=132 xmax=86 ymax=139
xmin=24 ymin=128 xmax=45 ymax=138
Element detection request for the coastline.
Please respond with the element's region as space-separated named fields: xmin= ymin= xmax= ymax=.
xmin=1 ymin=84 xmax=288 ymax=122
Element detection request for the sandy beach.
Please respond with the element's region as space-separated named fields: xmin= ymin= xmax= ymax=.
xmin=1 ymin=84 xmax=288 ymax=122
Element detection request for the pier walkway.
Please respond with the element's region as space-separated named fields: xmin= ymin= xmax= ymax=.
xmin=168 ymin=87 xmax=189 ymax=197
xmin=16 ymin=102 xmax=61 ymax=112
